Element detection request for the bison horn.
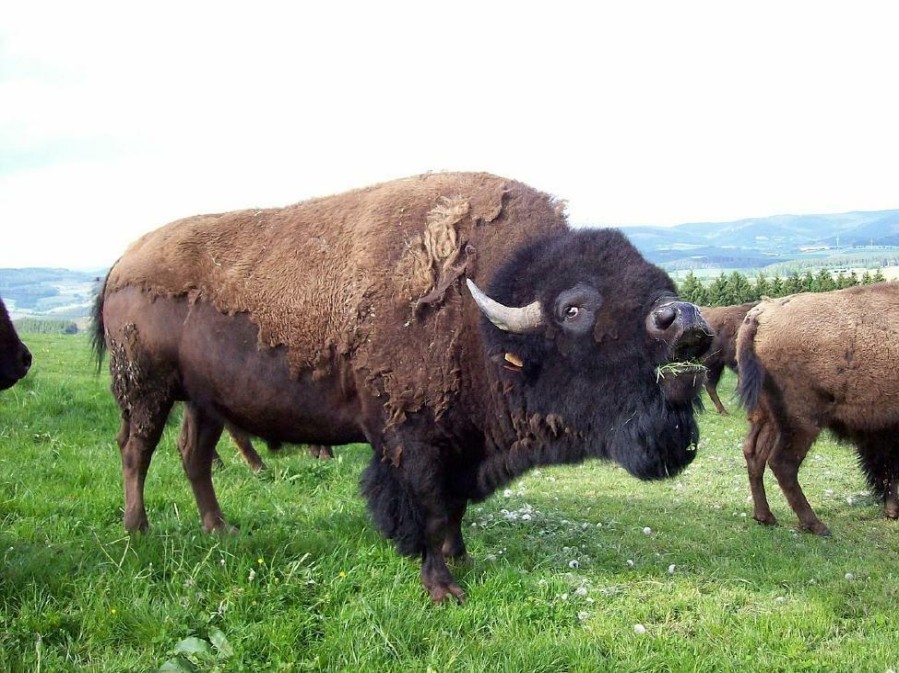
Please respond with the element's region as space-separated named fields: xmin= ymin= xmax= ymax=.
xmin=465 ymin=278 xmax=544 ymax=333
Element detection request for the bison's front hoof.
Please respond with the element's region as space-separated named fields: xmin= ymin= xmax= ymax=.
xmin=427 ymin=581 xmax=466 ymax=604
xmin=799 ymin=521 xmax=831 ymax=536
xmin=884 ymin=502 xmax=899 ymax=519
xmin=754 ymin=514 xmax=778 ymax=527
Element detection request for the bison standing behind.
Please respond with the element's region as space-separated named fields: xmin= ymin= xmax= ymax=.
xmin=0 ymin=297 xmax=31 ymax=390
xmin=92 ymin=172 xmax=711 ymax=601
xmin=737 ymin=283 xmax=899 ymax=535
xmin=699 ymin=302 xmax=758 ymax=414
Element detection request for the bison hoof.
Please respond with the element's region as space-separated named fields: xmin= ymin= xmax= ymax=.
xmin=802 ymin=523 xmax=831 ymax=536
xmin=427 ymin=582 xmax=466 ymax=604
xmin=884 ymin=504 xmax=899 ymax=519
xmin=753 ymin=514 xmax=778 ymax=527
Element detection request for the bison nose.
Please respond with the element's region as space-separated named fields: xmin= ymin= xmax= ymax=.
xmin=650 ymin=304 xmax=678 ymax=332
xmin=646 ymin=300 xmax=713 ymax=359
xmin=20 ymin=346 xmax=32 ymax=372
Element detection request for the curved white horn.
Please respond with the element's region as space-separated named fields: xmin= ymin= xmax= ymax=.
xmin=465 ymin=278 xmax=544 ymax=333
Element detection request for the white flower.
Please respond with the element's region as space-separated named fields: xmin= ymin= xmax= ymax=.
xmin=503 ymin=489 xmax=513 ymax=498
xmin=626 ymin=559 xmax=635 ymax=567
xmin=643 ymin=527 xmax=652 ymax=535
xmin=568 ymin=560 xmax=580 ymax=569
xmin=248 ymin=569 xmax=256 ymax=582
xmin=845 ymin=572 xmax=855 ymax=581
xmin=574 ymin=586 xmax=589 ymax=597
xmin=577 ymin=611 xmax=590 ymax=621
xmin=522 ymin=514 xmax=532 ymax=521
xmin=559 ymin=593 xmax=569 ymax=601
xmin=668 ymin=564 xmax=676 ymax=574
xmin=775 ymin=596 xmax=786 ymax=604
xmin=633 ymin=624 xmax=647 ymax=634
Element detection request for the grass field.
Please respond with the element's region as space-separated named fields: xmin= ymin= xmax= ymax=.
xmin=2 ymin=334 xmax=898 ymax=672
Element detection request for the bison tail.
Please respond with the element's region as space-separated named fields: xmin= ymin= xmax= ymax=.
xmin=736 ymin=311 xmax=764 ymax=412
xmin=360 ymin=453 xmax=425 ymax=557
xmin=90 ymin=273 xmax=109 ymax=373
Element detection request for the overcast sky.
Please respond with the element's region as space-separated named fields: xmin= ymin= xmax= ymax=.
xmin=2 ymin=2 xmax=897 ymax=269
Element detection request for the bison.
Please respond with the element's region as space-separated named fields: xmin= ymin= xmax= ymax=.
xmin=737 ymin=283 xmax=899 ymax=535
xmin=214 ymin=423 xmax=334 ymax=471
xmin=699 ymin=302 xmax=758 ymax=414
xmin=92 ymin=171 xmax=712 ymax=602
xmin=0 ymin=297 xmax=31 ymax=390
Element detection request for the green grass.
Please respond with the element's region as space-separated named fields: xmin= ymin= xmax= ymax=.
xmin=2 ymin=334 xmax=899 ymax=672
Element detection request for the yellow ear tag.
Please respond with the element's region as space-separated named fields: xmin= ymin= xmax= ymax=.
xmin=504 ymin=352 xmax=524 ymax=368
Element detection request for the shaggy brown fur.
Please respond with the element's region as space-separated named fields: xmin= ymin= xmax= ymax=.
xmin=106 ymin=172 xmax=555 ymax=426
xmin=699 ymin=302 xmax=758 ymax=414
xmin=0 ymin=297 xmax=31 ymax=390
xmin=736 ymin=283 xmax=899 ymax=534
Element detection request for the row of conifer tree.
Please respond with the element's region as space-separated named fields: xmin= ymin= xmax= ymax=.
xmin=677 ymin=268 xmax=888 ymax=307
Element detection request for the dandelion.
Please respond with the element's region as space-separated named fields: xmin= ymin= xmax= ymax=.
xmin=257 ymin=557 xmax=264 ymax=565
xmin=845 ymin=572 xmax=855 ymax=581
xmin=503 ymin=489 xmax=513 ymax=498
xmin=574 ymin=586 xmax=589 ymax=597
xmin=219 ymin=558 xmax=226 ymax=567
xmin=577 ymin=611 xmax=590 ymax=621
xmin=642 ymin=527 xmax=652 ymax=535
xmin=338 ymin=571 xmax=347 ymax=579
xmin=668 ymin=564 xmax=676 ymax=575
xmin=559 ymin=593 xmax=569 ymax=601
xmin=633 ymin=624 xmax=647 ymax=634
xmin=775 ymin=596 xmax=786 ymax=604
xmin=248 ymin=569 xmax=256 ymax=582
xmin=568 ymin=559 xmax=580 ymax=569
xmin=626 ymin=559 xmax=635 ymax=567
xmin=110 ymin=607 xmax=117 ymax=615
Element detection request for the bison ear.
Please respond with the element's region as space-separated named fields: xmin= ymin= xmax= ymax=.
xmin=465 ymin=279 xmax=544 ymax=333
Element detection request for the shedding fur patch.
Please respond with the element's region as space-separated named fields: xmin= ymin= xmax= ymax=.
xmin=104 ymin=172 xmax=568 ymax=440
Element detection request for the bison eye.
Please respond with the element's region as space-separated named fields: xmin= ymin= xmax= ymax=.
xmin=564 ymin=306 xmax=580 ymax=320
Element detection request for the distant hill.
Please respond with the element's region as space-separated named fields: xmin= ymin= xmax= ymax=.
xmin=0 ymin=267 xmax=104 ymax=320
xmin=618 ymin=208 xmax=899 ymax=271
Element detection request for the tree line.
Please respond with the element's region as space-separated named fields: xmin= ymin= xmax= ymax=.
xmin=678 ymin=268 xmax=888 ymax=307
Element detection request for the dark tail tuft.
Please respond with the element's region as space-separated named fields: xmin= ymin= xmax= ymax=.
xmin=736 ymin=312 xmax=764 ymax=411
xmin=90 ymin=274 xmax=109 ymax=374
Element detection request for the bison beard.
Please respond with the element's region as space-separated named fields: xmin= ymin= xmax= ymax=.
xmin=0 ymin=297 xmax=31 ymax=391
xmin=93 ymin=172 xmax=711 ymax=603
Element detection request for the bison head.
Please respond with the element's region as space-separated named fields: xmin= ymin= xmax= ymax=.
xmin=0 ymin=298 xmax=31 ymax=391
xmin=468 ymin=228 xmax=711 ymax=482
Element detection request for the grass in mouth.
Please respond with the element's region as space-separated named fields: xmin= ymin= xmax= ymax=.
xmin=654 ymin=360 xmax=707 ymax=383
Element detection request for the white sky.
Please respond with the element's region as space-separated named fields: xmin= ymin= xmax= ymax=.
xmin=2 ymin=1 xmax=898 ymax=269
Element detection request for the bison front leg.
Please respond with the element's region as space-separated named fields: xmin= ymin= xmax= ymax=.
xmin=361 ymin=446 xmax=466 ymax=603
xmin=420 ymin=505 xmax=466 ymax=604
xmin=179 ymin=404 xmax=231 ymax=532
xmin=442 ymin=499 xmax=469 ymax=562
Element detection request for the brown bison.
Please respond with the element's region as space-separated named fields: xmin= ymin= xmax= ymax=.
xmin=737 ymin=283 xmax=899 ymax=535
xmin=699 ymin=302 xmax=758 ymax=414
xmin=92 ymin=172 xmax=712 ymax=602
xmin=0 ymin=297 xmax=31 ymax=390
